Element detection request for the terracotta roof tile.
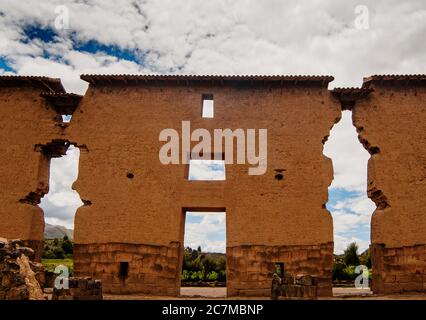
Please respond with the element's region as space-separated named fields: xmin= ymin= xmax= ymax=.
xmin=0 ymin=75 xmax=65 ymax=93
xmin=80 ymin=74 xmax=334 ymax=87
xmin=363 ymin=74 xmax=426 ymax=87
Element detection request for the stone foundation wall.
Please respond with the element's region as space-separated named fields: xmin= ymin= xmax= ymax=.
xmin=73 ymin=242 xmax=181 ymax=295
xmin=74 ymin=242 xmax=333 ymax=297
xmin=52 ymin=277 xmax=102 ymax=300
xmin=227 ymin=243 xmax=333 ymax=297
xmin=371 ymin=243 xmax=426 ymax=294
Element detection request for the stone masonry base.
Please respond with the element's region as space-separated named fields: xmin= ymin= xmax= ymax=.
xmin=371 ymin=243 xmax=426 ymax=294
xmin=227 ymin=243 xmax=333 ymax=297
xmin=73 ymin=242 xmax=181 ymax=295
xmin=74 ymin=242 xmax=333 ymax=297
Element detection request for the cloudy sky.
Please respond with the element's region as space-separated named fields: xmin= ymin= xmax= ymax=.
xmin=1 ymin=0 xmax=424 ymax=253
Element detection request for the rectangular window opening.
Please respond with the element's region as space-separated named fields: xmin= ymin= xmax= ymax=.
xmin=202 ymin=94 xmax=214 ymax=118
xmin=188 ymin=159 xmax=226 ymax=181
xmin=61 ymin=115 xmax=73 ymax=123
xmin=119 ymin=262 xmax=129 ymax=280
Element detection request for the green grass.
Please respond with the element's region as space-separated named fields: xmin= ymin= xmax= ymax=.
xmin=42 ymin=258 xmax=73 ymax=274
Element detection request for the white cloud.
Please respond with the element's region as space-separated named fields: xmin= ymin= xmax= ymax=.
xmin=324 ymin=111 xmax=372 ymax=191
xmin=324 ymin=111 xmax=376 ymax=252
xmin=1 ymin=0 xmax=425 ymax=92
xmin=333 ymin=195 xmax=376 ymax=217
xmin=184 ymin=212 xmax=226 ymax=253
xmin=11 ymin=51 xmax=147 ymax=93
xmin=188 ymin=160 xmax=226 ymax=180
xmin=39 ymin=146 xmax=83 ymax=228
xmin=332 ymin=210 xmax=371 ymax=233
xmin=334 ymin=234 xmax=370 ymax=255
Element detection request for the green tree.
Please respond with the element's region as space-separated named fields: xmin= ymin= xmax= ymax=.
xmin=52 ymin=247 xmax=65 ymax=259
xmin=181 ymin=247 xmax=226 ymax=284
xmin=361 ymin=249 xmax=372 ymax=268
xmin=332 ymin=258 xmax=346 ymax=281
xmin=215 ymin=257 xmax=226 ymax=273
xmin=201 ymin=256 xmax=217 ymax=281
xmin=61 ymin=236 xmax=73 ymax=254
xmin=343 ymin=242 xmax=360 ymax=266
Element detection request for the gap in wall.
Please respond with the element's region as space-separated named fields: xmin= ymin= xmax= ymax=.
xmin=180 ymin=211 xmax=226 ymax=298
xmin=188 ymin=159 xmax=226 ymax=180
xmin=38 ymin=145 xmax=83 ymax=261
xmin=323 ymin=110 xmax=376 ymax=289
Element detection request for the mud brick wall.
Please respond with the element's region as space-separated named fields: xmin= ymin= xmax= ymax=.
xmin=353 ymin=77 xmax=426 ymax=294
xmin=0 ymin=78 xmax=67 ymax=261
xmin=227 ymin=243 xmax=333 ymax=297
xmin=68 ymin=75 xmax=339 ymax=296
xmin=2 ymin=74 xmax=425 ymax=297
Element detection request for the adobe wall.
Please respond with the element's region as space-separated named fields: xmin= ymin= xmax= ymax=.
xmin=352 ymin=78 xmax=426 ymax=294
xmin=2 ymin=74 xmax=423 ymax=297
xmin=0 ymin=79 xmax=67 ymax=260
xmin=69 ymin=77 xmax=340 ymax=296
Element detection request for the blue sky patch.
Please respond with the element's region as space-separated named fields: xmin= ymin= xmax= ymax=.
xmin=0 ymin=57 xmax=14 ymax=72
xmin=23 ymin=25 xmax=58 ymax=43
xmin=74 ymin=39 xmax=140 ymax=62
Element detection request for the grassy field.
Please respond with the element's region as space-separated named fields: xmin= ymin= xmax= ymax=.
xmin=42 ymin=258 xmax=73 ymax=274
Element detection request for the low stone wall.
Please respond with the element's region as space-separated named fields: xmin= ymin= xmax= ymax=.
xmin=371 ymin=243 xmax=426 ymax=294
xmin=271 ymin=274 xmax=317 ymax=300
xmin=74 ymin=241 xmax=332 ymax=297
xmin=73 ymin=242 xmax=181 ymax=295
xmin=52 ymin=277 xmax=102 ymax=300
xmin=0 ymin=238 xmax=45 ymax=300
xmin=227 ymin=242 xmax=333 ymax=297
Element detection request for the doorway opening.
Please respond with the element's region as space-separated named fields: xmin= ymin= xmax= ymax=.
xmin=180 ymin=209 xmax=226 ymax=298
xmin=38 ymin=143 xmax=83 ymax=281
xmin=323 ymin=110 xmax=376 ymax=294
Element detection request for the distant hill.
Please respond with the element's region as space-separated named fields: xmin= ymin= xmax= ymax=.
xmin=44 ymin=223 xmax=73 ymax=240
xmin=205 ymin=252 xmax=226 ymax=260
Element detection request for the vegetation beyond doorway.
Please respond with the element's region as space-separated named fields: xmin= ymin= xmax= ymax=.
xmin=181 ymin=246 xmax=226 ymax=287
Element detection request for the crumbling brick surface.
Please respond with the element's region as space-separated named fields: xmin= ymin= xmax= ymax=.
xmin=352 ymin=77 xmax=426 ymax=294
xmin=0 ymin=80 xmax=67 ymax=260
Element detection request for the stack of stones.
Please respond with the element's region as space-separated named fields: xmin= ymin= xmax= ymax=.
xmin=271 ymin=273 xmax=318 ymax=300
xmin=52 ymin=277 xmax=102 ymax=300
xmin=0 ymin=237 xmax=45 ymax=300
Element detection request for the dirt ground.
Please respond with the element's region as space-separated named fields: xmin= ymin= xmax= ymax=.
xmin=102 ymin=287 xmax=426 ymax=300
